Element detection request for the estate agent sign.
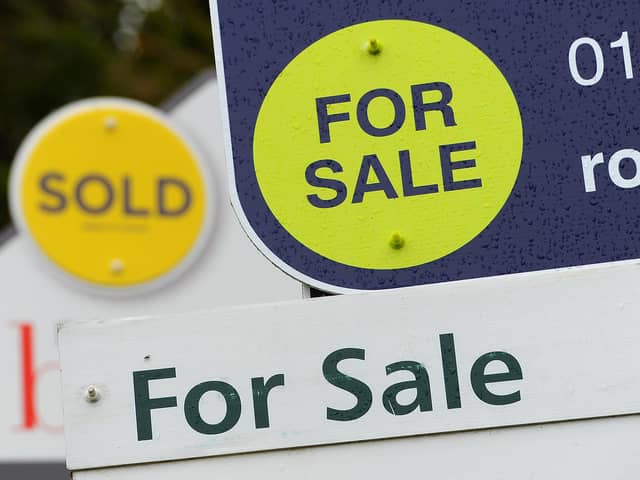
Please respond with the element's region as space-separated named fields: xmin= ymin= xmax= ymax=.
xmin=10 ymin=98 xmax=213 ymax=293
xmin=211 ymin=1 xmax=640 ymax=292
xmin=60 ymin=262 xmax=640 ymax=470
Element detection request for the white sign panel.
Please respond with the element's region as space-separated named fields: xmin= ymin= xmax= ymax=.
xmin=71 ymin=415 xmax=640 ymax=480
xmin=60 ymin=261 xmax=640 ymax=471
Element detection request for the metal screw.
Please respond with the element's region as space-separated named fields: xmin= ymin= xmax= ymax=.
xmin=366 ymin=38 xmax=382 ymax=55
xmin=104 ymin=116 xmax=118 ymax=131
xmin=389 ymin=232 xmax=405 ymax=250
xmin=86 ymin=385 xmax=101 ymax=403
xmin=110 ymin=258 xmax=124 ymax=274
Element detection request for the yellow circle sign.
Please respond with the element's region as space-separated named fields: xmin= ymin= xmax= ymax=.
xmin=254 ymin=20 xmax=522 ymax=269
xmin=10 ymin=98 xmax=212 ymax=291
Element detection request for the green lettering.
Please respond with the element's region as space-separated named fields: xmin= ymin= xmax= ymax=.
xmin=471 ymin=352 xmax=523 ymax=405
xmin=382 ymin=361 xmax=432 ymax=415
xmin=184 ymin=381 xmax=241 ymax=435
xmin=323 ymin=348 xmax=372 ymax=421
xmin=133 ymin=368 xmax=177 ymax=441
xmin=251 ymin=374 xmax=285 ymax=429
xmin=440 ymin=333 xmax=462 ymax=409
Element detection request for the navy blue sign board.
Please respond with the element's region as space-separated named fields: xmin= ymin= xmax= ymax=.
xmin=210 ymin=1 xmax=640 ymax=293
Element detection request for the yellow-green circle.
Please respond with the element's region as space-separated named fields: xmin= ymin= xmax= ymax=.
xmin=254 ymin=20 xmax=522 ymax=270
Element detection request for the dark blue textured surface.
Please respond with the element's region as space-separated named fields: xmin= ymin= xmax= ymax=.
xmin=216 ymin=0 xmax=640 ymax=290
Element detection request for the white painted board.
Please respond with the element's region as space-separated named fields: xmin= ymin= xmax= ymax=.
xmin=60 ymin=260 xmax=640 ymax=470
xmin=72 ymin=415 xmax=640 ymax=480
xmin=0 ymin=73 xmax=302 ymax=463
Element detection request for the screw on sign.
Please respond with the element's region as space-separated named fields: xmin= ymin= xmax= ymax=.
xmin=85 ymin=386 xmax=100 ymax=403
xmin=212 ymin=1 xmax=640 ymax=292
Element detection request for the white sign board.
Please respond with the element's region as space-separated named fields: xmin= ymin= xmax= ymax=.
xmin=69 ymin=415 xmax=640 ymax=480
xmin=60 ymin=260 xmax=640 ymax=471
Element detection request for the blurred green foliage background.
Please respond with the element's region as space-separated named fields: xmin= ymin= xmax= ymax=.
xmin=0 ymin=0 xmax=214 ymax=229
